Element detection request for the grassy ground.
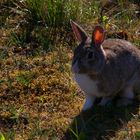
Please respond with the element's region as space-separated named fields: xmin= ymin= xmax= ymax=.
xmin=0 ymin=0 xmax=140 ymax=140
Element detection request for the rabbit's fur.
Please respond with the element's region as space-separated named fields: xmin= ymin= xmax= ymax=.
xmin=70 ymin=20 xmax=140 ymax=110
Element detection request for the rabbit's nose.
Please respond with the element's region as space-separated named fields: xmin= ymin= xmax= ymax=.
xmin=72 ymin=61 xmax=79 ymax=73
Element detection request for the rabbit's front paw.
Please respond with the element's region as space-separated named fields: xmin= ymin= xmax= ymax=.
xmin=98 ymin=97 xmax=113 ymax=106
xmin=83 ymin=96 xmax=96 ymax=111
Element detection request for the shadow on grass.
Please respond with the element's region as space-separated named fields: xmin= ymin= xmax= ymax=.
xmin=63 ymin=100 xmax=139 ymax=140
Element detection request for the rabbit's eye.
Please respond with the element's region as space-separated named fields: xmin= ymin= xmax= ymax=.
xmin=87 ymin=52 xmax=93 ymax=59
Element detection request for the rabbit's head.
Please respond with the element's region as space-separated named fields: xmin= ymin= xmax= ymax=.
xmin=71 ymin=20 xmax=106 ymax=75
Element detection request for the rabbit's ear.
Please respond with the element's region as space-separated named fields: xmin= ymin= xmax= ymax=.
xmin=70 ymin=20 xmax=87 ymax=43
xmin=92 ymin=25 xmax=105 ymax=47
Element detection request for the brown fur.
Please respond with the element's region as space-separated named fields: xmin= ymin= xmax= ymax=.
xmin=93 ymin=39 xmax=140 ymax=96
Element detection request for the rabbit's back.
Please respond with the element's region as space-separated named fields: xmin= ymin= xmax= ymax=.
xmin=102 ymin=39 xmax=139 ymax=55
xmin=96 ymin=39 xmax=140 ymax=96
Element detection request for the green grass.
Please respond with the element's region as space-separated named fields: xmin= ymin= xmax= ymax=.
xmin=0 ymin=133 xmax=6 ymax=140
xmin=0 ymin=0 xmax=140 ymax=140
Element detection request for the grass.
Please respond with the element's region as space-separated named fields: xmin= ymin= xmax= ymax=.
xmin=0 ymin=0 xmax=140 ymax=140
xmin=65 ymin=104 xmax=140 ymax=140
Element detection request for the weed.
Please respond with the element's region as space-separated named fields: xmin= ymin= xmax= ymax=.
xmin=0 ymin=48 xmax=9 ymax=59
xmin=16 ymin=71 xmax=34 ymax=87
xmin=7 ymin=32 xmax=26 ymax=48
xmin=4 ymin=130 xmax=15 ymax=140
xmin=0 ymin=133 xmax=6 ymax=140
xmin=135 ymin=131 xmax=140 ymax=139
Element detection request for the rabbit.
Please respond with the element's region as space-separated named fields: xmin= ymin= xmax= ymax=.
xmin=70 ymin=20 xmax=140 ymax=111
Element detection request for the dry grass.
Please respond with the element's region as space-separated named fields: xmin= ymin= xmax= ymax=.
xmin=0 ymin=0 xmax=140 ymax=140
xmin=0 ymin=46 xmax=83 ymax=139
